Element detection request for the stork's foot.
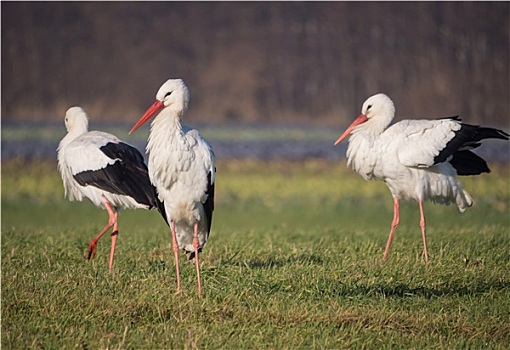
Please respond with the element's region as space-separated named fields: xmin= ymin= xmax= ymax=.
xmin=87 ymin=241 xmax=98 ymax=260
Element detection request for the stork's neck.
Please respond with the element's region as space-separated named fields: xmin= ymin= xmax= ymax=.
xmin=59 ymin=125 xmax=88 ymax=151
xmin=147 ymin=108 xmax=187 ymax=154
xmin=355 ymin=113 xmax=393 ymax=137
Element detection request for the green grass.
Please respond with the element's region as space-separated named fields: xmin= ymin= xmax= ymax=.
xmin=2 ymin=159 xmax=510 ymax=349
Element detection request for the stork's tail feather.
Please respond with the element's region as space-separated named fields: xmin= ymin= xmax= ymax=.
xmin=456 ymin=189 xmax=474 ymax=213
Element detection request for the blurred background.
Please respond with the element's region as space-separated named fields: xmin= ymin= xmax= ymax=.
xmin=1 ymin=1 xmax=509 ymax=160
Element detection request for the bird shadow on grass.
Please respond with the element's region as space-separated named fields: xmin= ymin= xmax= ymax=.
xmin=320 ymin=279 xmax=510 ymax=299
xmin=221 ymin=252 xmax=509 ymax=299
xmin=222 ymin=252 xmax=325 ymax=269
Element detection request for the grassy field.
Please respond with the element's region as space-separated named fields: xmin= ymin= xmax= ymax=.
xmin=2 ymin=159 xmax=509 ymax=349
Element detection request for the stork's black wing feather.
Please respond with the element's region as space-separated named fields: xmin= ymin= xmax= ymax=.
xmin=73 ymin=142 xmax=160 ymax=209
xmin=433 ymin=119 xmax=509 ymax=175
xmin=449 ymin=150 xmax=490 ymax=175
xmin=204 ymin=170 xmax=215 ymax=235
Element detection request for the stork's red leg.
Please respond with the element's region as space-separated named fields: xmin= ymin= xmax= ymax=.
xmin=170 ymin=220 xmax=181 ymax=294
xmin=87 ymin=198 xmax=116 ymax=261
xmin=108 ymin=211 xmax=119 ymax=271
xmin=418 ymin=200 xmax=429 ymax=263
xmin=383 ymin=198 xmax=400 ymax=261
xmin=193 ymin=222 xmax=203 ymax=297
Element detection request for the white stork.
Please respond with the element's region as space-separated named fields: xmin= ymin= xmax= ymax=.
xmin=334 ymin=93 xmax=509 ymax=262
xmin=129 ymin=78 xmax=215 ymax=296
xmin=57 ymin=106 xmax=163 ymax=271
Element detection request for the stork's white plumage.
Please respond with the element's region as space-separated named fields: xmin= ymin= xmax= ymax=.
xmin=58 ymin=106 xmax=162 ymax=270
xmin=334 ymin=93 xmax=509 ymax=262
xmin=130 ymin=79 xmax=215 ymax=296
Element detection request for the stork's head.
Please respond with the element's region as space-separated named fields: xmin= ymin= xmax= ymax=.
xmin=130 ymin=78 xmax=190 ymax=134
xmin=361 ymin=93 xmax=395 ymax=121
xmin=334 ymin=93 xmax=395 ymax=145
xmin=64 ymin=106 xmax=89 ymax=134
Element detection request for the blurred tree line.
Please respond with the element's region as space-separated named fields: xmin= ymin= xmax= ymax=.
xmin=1 ymin=2 xmax=508 ymax=126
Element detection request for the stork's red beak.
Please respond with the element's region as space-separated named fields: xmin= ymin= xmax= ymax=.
xmin=334 ymin=114 xmax=368 ymax=145
xmin=129 ymin=100 xmax=165 ymax=134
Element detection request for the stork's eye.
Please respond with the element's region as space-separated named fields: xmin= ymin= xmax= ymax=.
xmin=164 ymin=91 xmax=173 ymax=98
xmin=367 ymin=104 xmax=372 ymax=111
